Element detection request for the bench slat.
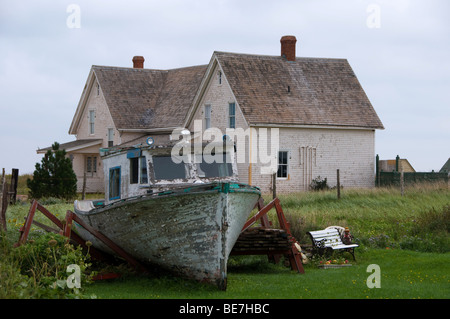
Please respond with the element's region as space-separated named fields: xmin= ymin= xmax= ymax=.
xmin=309 ymin=229 xmax=339 ymax=236
xmin=308 ymin=229 xmax=358 ymax=249
xmin=333 ymin=244 xmax=358 ymax=249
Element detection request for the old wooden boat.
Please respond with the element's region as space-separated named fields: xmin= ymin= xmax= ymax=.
xmin=73 ymin=138 xmax=260 ymax=289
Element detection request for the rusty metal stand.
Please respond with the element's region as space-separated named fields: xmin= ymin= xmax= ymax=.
xmin=233 ymin=197 xmax=305 ymax=274
xmin=15 ymin=200 xmax=147 ymax=273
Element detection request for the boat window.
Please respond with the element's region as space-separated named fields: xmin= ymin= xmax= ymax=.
xmin=130 ymin=157 xmax=139 ymax=184
xmin=197 ymin=153 xmax=233 ymax=178
xmin=153 ymin=156 xmax=187 ymax=180
xmin=140 ymin=156 xmax=148 ymax=184
xmin=109 ymin=166 xmax=121 ymax=200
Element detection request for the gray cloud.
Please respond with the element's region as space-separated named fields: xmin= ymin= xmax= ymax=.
xmin=0 ymin=0 xmax=449 ymax=173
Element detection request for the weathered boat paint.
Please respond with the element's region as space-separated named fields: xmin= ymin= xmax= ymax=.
xmin=74 ymin=182 xmax=260 ymax=289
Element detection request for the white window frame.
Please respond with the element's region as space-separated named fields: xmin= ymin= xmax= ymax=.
xmin=86 ymin=155 xmax=97 ymax=174
xmin=107 ymin=128 xmax=114 ymax=147
xmin=277 ymin=150 xmax=289 ymax=179
xmin=204 ymin=104 xmax=211 ymax=129
xmin=89 ymin=110 xmax=95 ymax=135
xmin=228 ymin=102 xmax=236 ymax=129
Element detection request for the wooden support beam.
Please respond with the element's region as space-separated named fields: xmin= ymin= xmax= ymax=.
xmin=241 ymin=198 xmax=278 ymax=232
xmin=64 ymin=210 xmax=74 ymax=238
xmin=31 ymin=220 xmax=60 ymax=234
xmin=235 ymin=197 xmax=305 ymax=274
xmin=15 ymin=200 xmax=38 ymax=247
xmin=36 ymin=202 xmax=64 ymax=230
xmin=70 ymin=212 xmax=147 ymax=273
xmin=66 ymin=226 xmax=114 ymax=262
xmin=14 ymin=201 xmax=141 ymax=270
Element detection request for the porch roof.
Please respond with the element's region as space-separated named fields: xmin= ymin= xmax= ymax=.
xmin=37 ymin=139 xmax=103 ymax=154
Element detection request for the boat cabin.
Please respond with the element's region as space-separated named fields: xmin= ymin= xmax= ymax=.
xmin=100 ymin=139 xmax=239 ymax=204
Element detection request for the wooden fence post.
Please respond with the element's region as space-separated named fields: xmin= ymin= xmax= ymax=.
xmin=0 ymin=168 xmax=7 ymax=232
xmin=82 ymin=171 xmax=87 ymax=200
xmin=10 ymin=168 xmax=19 ymax=204
xmin=337 ymin=169 xmax=341 ymax=199
xmin=400 ymin=170 xmax=404 ymax=196
xmin=272 ymin=173 xmax=276 ymax=199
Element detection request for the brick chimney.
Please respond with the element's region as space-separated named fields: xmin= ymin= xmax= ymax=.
xmin=280 ymin=36 xmax=297 ymax=61
xmin=132 ymin=56 xmax=145 ymax=68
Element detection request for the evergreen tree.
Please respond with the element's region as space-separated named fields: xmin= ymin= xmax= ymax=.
xmin=27 ymin=142 xmax=77 ymax=200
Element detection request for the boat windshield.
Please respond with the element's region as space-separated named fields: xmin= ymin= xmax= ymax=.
xmin=152 ymin=156 xmax=187 ymax=180
xmin=196 ymin=153 xmax=233 ymax=178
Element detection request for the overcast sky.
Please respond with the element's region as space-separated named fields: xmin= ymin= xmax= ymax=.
xmin=0 ymin=0 xmax=449 ymax=174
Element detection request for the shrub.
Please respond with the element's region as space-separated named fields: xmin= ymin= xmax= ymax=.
xmin=1 ymin=231 xmax=94 ymax=299
xmin=27 ymin=142 xmax=77 ymax=201
xmin=0 ymin=232 xmax=33 ymax=298
xmin=410 ymin=205 xmax=450 ymax=236
xmin=310 ymin=176 xmax=329 ymax=191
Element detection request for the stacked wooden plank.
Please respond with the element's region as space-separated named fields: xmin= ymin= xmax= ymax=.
xmin=231 ymin=227 xmax=293 ymax=254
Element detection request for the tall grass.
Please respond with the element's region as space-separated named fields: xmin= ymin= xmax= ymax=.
xmin=265 ymin=183 xmax=449 ymax=252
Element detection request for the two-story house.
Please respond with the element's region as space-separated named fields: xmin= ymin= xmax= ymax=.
xmin=38 ymin=35 xmax=384 ymax=194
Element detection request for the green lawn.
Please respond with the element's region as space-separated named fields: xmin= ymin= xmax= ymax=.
xmin=84 ymin=249 xmax=449 ymax=299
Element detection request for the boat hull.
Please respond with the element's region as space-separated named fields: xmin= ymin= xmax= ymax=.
xmin=73 ymin=182 xmax=260 ymax=289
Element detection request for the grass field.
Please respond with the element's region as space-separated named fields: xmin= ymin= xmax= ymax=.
xmin=83 ymin=249 xmax=449 ymax=299
xmin=1 ymin=182 xmax=449 ymax=299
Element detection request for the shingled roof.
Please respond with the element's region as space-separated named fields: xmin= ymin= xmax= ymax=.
xmin=80 ymin=40 xmax=383 ymax=132
xmin=215 ymin=51 xmax=384 ymax=129
xmin=93 ymin=64 xmax=207 ymax=131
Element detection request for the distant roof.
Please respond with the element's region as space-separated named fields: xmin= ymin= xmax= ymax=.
xmin=93 ymin=64 xmax=207 ymax=131
xmin=215 ymin=52 xmax=384 ymax=129
xmin=439 ymin=158 xmax=450 ymax=173
xmin=37 ymin=139 xmax=102 ymax=154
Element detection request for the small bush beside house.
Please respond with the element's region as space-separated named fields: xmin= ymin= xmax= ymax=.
xmin=27 ymin=142 xmax=77 ymax=201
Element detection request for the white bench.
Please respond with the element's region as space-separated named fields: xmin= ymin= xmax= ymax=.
xmin=307 ymin=228 xmax=358 ymax=260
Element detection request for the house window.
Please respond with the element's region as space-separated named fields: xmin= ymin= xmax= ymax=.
xmin=89 ymin=110 xmax=95 ymax=135
xmin=86 ymin=156 xmax=97 ymax=173
xmin=152 ymin=156 xmax=187 ymax=180
xmin=277 ymin=151 xmax=289 ymax=179
xmin=130 ymin=157 xmax=139 ymax=184
xmin=140 ymin=156 xmax=148 ymax=184
xmin=204 ymin=105 xmax=211 ymax=129
xmin=97 ymin=82 xmax=100 ymax=96
xmin=229 ymin=102 xmax=236 ymax=129
xmin=218 ymin=71 xmax=222 ymax=85
xmin=108 ymin=128 xmax=114 ymax=147
xmin=109 ymin=166 xmax=121 ymax=200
